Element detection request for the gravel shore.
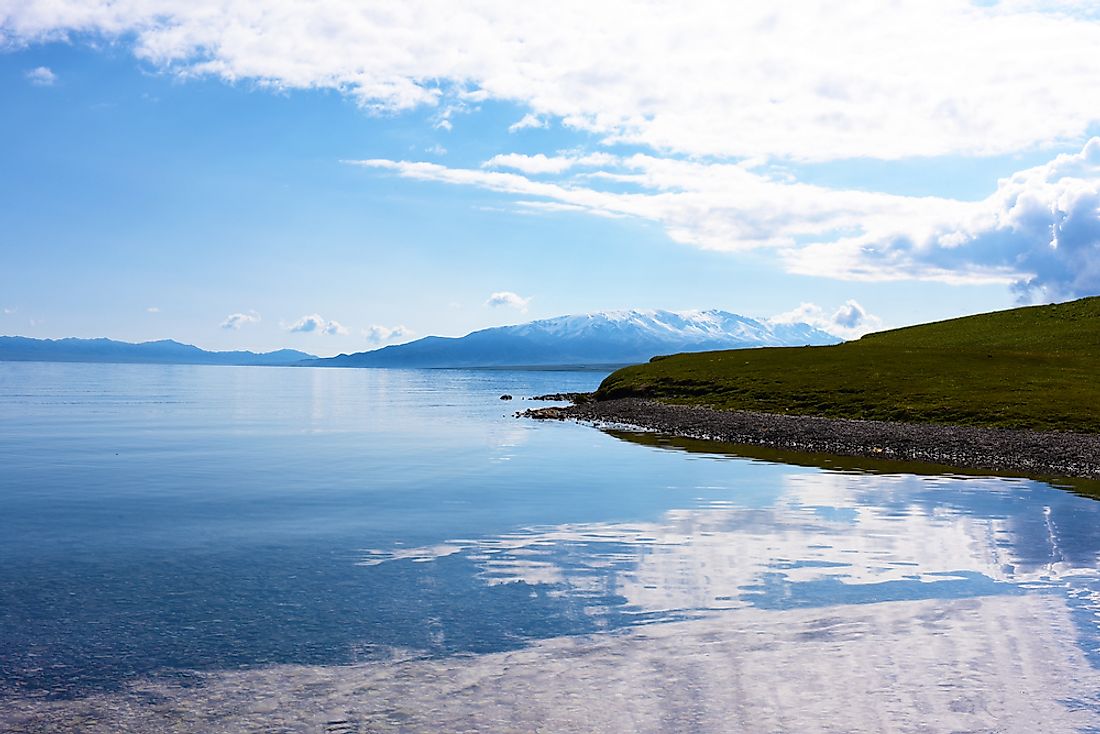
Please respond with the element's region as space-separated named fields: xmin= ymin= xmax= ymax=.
xmin=520 ymin=397 xmax=1100 ymax=481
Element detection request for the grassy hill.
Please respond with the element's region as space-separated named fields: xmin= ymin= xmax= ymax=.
xmin=595 ymin=296 xmax=1100 ymax=433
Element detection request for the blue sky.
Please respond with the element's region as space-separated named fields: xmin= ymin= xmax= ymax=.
xmin=2 ymin=2 xmax=1099 ymax=355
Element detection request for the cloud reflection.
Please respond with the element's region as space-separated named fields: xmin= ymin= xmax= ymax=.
xmin=9 ymin=441 xmax=1100 ymax=732
xmin=357 ymin=468 xmax=1095 ymax=619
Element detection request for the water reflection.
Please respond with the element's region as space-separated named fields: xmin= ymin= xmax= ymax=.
xmin=7 ymin=367 xmax=1100 ymax=732
xmin=16 ymin=429 xmax=1100 ymax=732
xmin=607 ymin=428 xmax=1100 ymax=496
xmin=324 ymin=431 xmax=1100 ymax=732
xmin=10 ymin=594 xmax=1097 ymax=733
xmin=358 ymin=435 xmax=1100 ymax=621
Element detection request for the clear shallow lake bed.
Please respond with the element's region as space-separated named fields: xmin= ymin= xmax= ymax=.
xmin=3 ymin=362 xmax=1100 ymax=732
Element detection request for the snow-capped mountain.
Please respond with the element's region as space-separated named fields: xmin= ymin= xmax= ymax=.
xmin=308 ymin=309 xmax=839 ymax=368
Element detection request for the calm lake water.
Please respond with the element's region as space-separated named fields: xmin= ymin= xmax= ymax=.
xmin=3 ymin=362 xmax=1100 ymax=732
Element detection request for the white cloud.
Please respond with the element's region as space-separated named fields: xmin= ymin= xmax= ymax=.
xmin=350 ymin=155 xmax=965 ymax=255
xmin=353 ymin=136 xmax=1100 ymax=300
xmin=948 ymin=139 xmax=1100 ymax=302
xmin=288 ymin=314 xmax=324 ymax=333
xmin=771 ymin=300 xmax=883 ymax=340
xmin=325 ymin=320 xmax=349 ymax=335
xmin=832 ymin=301 xmax=869 ymax=330
xmin=324 ymin=321 xmax=348 ymax=335
xmin=146 ymin=306 xmax=160 ymax=313
xmin=483 ymin=153 xmax=572 ymax=175
xmin=6 ymin=2 xmax=1100 ymax=161
xmin=287 ymin=313 xmax=347 ymax=335
xmin=483 ymin=152 xmax=618 ymax=175
xmin=220 ymin=311 xmax=260 ymax=330
xmin=508 ymin=113 xmax=547 ymax=133
xmin=424 ymin=144 xmax=447 ymax=156
xmin=25 ymin=66 xmax=56 ymax=86
xmin=363 ymin=324 xmax=412 ymax=344
xmin=513 ymin=200 xmax=627 ymax=219
xmin=2 ymin=307 xmax=15 ymax=315
xmin=787 ymin=138 xmax=1100 ymax=301
xmin=9 ymin=1 xmax=1100 ymax=300
xmin=486 ymin=291 xmax=531 ymax=311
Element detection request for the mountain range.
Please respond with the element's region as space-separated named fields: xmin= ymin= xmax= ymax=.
xmin=306 ymin=310 xmax=839 ymax=368
xmin=0 ymin=336 xmax=315 ymax=366
xmin=0 ymin=310 xmax=839 ymax=369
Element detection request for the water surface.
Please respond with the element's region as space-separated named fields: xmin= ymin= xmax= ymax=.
xmin=3 ymin=362 xmax=1100 ymax=732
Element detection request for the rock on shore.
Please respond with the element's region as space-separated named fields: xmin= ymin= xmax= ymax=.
xmin=519 ymin=397 xmax=1100 ymax=481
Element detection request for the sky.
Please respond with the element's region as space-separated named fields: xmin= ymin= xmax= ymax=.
xmin=2 ymin=1 xmax=1099 ymax=356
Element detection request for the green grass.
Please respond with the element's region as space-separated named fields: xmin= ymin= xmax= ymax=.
xmin=596 ymin=296 xmax=1100 ymax=433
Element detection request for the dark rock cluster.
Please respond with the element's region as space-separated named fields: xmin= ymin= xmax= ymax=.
xmin=519 ymin=397 xmax=1100 ymax=481
xmin=527 ymin=392 xmax=594 ymax=403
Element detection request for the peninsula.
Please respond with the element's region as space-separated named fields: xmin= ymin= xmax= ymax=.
xmin=524 ymin=297 xmax=1100 ymax=480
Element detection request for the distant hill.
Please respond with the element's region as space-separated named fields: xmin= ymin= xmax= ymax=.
xmin=0 ymin=336 xmax=315 ymax=367
xmin=307 ymin=310 xmax=839 ymax=368
xmin=595 ymin=296 xmax=1100 ymax=433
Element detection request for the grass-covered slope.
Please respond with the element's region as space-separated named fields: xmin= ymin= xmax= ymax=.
xmin=595 ymin=296 xmax=1100 ymax=433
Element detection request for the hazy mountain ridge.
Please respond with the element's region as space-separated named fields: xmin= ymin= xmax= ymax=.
xmin=309 ymin=309 xmax=839 ymax=368
xmin=0 ymin=336 xmax=315 ymax=366
xmin=1 ymin=310 xmax=838 ymax=369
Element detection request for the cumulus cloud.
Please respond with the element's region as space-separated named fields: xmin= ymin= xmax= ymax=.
xmin=961 ymin=139 xmax=1100 ymax=302
xmin=832 ymin=301 xmax=869 ymax=330
xmin=287 ymin=314 xmax=347 ymax=335
xmin=771 ymin=300 xmax=882 ymax=340
xmin=24 ymin=66 xmax=56 ymax=86
xmin=220 ymin=311 xmax=260 ymax=329
xmin=6 ymin=2 xmax=1100 ymax=160
xmin=324 ymin=321 xmax=349 ymax=335
xmin=508 ymin=113 xmax=547 ymax=132
xmin=363 ymin=324 xmax=412 ymax=344
xmin=486 ymin=291 xmax=531 ymax=311
xmin=788 ymin=138 xmax=1100 ymax=301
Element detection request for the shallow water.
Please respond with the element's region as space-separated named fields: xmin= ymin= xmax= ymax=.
xmin=3 ymin=362 xmax=1100 ymax=732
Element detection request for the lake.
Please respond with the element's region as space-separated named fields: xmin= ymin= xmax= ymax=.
xmin=3 ymin=362 xmax=1100 ymax=733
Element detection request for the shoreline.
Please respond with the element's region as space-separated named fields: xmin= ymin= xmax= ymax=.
xmin=521 ymin=396 xmax=1100 ymax=481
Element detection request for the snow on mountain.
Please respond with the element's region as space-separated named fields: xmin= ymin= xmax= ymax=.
xmin=310 ymin=309 xmax=840 ymax=368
